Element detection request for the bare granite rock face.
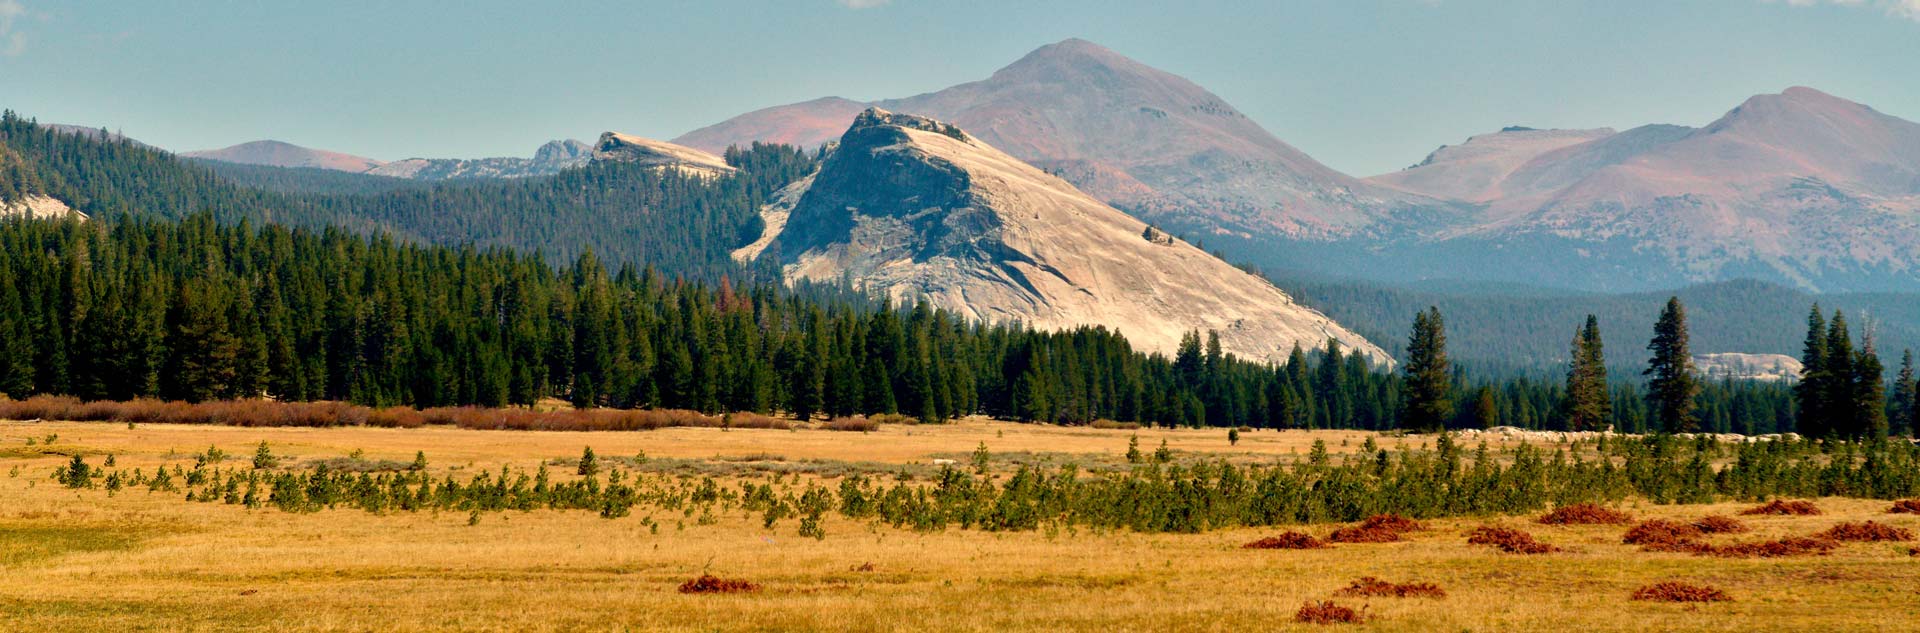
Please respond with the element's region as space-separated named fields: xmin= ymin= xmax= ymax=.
xmin=368 ymin=139 xmax=591 ymax=180
xmin=0 ymin=194 xmax=85 ymax=221
xmin=591 ymin=132 xmax=735 ymax=178
xmin=746 ymin=108 xmax=1389 ymax=365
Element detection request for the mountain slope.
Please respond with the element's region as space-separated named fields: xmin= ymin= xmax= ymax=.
xmin=184 ymin=140 xmax=384 ymax=172
xmin=366 ymin=139 xmax=591 ymax=180
xmin=677 ymin=97 xmax=869 ymax=154
xmin=1370 ymin=127 xmax=1615 ymax=203
xmin=679 ymin=39 xmax=1449 ymax=240
xmin=1367 ymin=87 xmax=1920 ymax=291
xmin=747 ymin=108 xmax=1388 ymax=364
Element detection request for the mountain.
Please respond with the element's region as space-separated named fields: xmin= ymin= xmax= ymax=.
xmin=592 ymin=132 xmax=736 ymax=177
xmin=1365 ymin=87 xmax=1920 ymax=291
xmin=1370 ymin=127 xmax=1615 ymax=203
xmin=678 ymin=39 xmax=1446 ymax=240
xmin=677 ymin=97 xmax=869 ymax=153
xmin=366 ymin=139 xmax=592 ymax=180
xmin=742 ymin=108 xmax=1388 ymax=365
xmin=184 ymin=140 xmax=384 ymax=173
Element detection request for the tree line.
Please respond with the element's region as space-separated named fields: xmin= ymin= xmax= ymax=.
xmin=0 ymin=111 xmax=813 ymax=284
xmin=0 ymin=213 xmax=1873 ymax=436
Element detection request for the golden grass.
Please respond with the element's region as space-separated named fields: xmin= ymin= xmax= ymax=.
xmin=3 ymin=418 xmax=1919 ymax=632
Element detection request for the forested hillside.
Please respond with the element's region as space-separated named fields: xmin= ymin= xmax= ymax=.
xmin=0 ymin=112 xmax=812 ymax=282
xmin=191 ymin=159 xmax=432 ymax=196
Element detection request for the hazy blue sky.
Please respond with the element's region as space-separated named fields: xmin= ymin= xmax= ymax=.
xmin=2 ymin=0 xmax=1916 ymax=176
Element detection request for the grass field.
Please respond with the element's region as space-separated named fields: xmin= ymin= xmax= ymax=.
xmin=3 ymin=417 xmax=1918 ymax=632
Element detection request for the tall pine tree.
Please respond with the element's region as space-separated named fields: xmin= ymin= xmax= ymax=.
xmin=1644 ymin=297 xmax=1700 ymax=433
xmin=1563 ymin=314 xmax=1610 ymax=432
xmin=1401 ymin=307 xmax=1453 ymax=433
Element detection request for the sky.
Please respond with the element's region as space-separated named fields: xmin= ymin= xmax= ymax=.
xmin=1 ymin=0 xmax=1916 ymax=177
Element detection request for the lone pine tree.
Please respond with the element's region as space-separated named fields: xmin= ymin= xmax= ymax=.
xmin=1563 ymin=315 xmax=1611 ymax=432
xmin=1645 ymin=297 xmax=1700 ymax=433
xmin=1400 ymin=307 xmax=1453 ymax=433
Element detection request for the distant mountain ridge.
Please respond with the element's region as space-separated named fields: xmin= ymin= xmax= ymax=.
xmin=677 ymin=40 xmax=1920 ymax=292
xmin=1365 ymin=87 xmax=1920 ymax=291
xmin=679 ymin=38 xmax=1449 ymax=242
xmin=184 ymin=140 xmax=385 ymax=173
xmin=368 ymin=139 xmax=592 ymax=180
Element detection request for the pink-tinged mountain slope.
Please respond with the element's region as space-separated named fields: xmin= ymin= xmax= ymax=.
xmin=1371 ymin=87 xmax=1920 ymax=290
xmin=677 ymin=39 xmax=1442 ymax=239
xmin=183 ymin=140 xmax=384 ymax=173
xmin=1369 ymin=127 xmax=1615 ymax=203
xmin=677 ymin=97 xmax=869 ymax=154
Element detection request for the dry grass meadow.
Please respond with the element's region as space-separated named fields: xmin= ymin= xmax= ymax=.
xmin=3 ymin=417 xmax=1918 ymax=632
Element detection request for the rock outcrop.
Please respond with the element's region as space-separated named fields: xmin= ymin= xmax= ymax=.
xmin=592 ymin=132 xmax=735 ymax=177
xmin=743 ymin=109 xmax=1388 ymax=365
xmin=367 ymin=139 xmax=592 ymax=180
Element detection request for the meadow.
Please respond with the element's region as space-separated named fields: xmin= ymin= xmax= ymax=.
xmin=3 ymin=416 xmax=1918 ymax=632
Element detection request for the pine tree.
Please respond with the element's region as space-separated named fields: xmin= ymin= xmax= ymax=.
xmin=1644 ymin=297 xmax=1700 ymax=433
xmin=1853 ymin=322 xmax=1887 ymax=440
xmin=1563 ymin=315 xmax=1611 ymax=432
xmin=1400 ymin=307 xmax=1453 ymax=433
xmin=1824 ymin=312 xmax=1857 ymax=437
xmin=1794 ymin=305 xmax=1830 ymax=438
xmin=1895 ymin=350 xmax=1918 ymax=438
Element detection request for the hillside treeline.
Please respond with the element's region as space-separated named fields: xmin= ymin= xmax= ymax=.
xmin=0 ymin=112 xmax=812 ymax=282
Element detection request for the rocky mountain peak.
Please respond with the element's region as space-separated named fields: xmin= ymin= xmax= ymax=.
xmin=747 ymin=111 xmax=1390 ymax=365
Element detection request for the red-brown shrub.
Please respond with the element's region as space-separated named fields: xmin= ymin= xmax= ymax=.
xmin=1329 ymin=514 xmax=1427 ymax=543
xmin=1243 ymin=532 xmax=1329 ymax=550
xmin=822 ymin=416 xmax=879 ymax=432
xmin=1740 ymin=500 xmax=1822 ymax=516
xmin=1818 ymin=521 xmax=1914 ymax=542
xmin=1538 ymin=503 xmax=1633 ymax=525
xmin=1632 ymin=581 xmax=1732 ymax=603
xmin=1690 ymin=515 xmax=1749 ymax=535
xmin=1333 ymin=577 xmax=1446 ymax=598
xmin=1358 ymin=514 xmax=1425 ymax=532
xmin=724 ymin=412 xmax=788 ymax=429
xmin=677 ymin=574 xmax=759 ymax=594
xmin=1294 ymin=601 xmax=1363 ymax=625
xmin=1709 ymin=536 xmax=1838 ymax=558
xmin=1623 ymin=520 xmax=1703 ymax=546
xmin=1467 ymin=525 xmax=1560 ymax=554
xmin=1888 ymin=499 xmax=1920 ymax=514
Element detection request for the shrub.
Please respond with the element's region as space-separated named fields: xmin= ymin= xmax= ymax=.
xmin=1243 ymin=532 xmax=1328 ymax=550
xmin=1624 ymin=520 xmax=1703 ymax=545
xmin=1690 ymin=515 xmax=1749 ymax=534
xmin=822 ymin=416 xmax=879 ymax=432
xmin=1467 ymin=525 xmax=1559 ymax=554
xmin=1091 ymin=419 xmax=1141 ymax=430
xmin=1329 ymin=514 xmax=1426 ymax=543
xmin=1538 ymin=503 xmax=1633 ymax=525
xmin=1818 ymin=521 xmax=1914 ymax=542
xmin=678 ymin=574 xmax=758 ymax=594
xmin=1709 ymin=536 xmax=1837 ymax=558
xmin=1740 ymin=500 xmax=1821 ymax=516
xmin=1294 ymin=601 xmax=1363 ymax=625
xmin=1334 ymin=577 xmax=1445 ymax=598
xmin=1632 ymin=581 xmax=1732 ymax=603
xmin=1888 ymin=499 xmax=1920 ymax=514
